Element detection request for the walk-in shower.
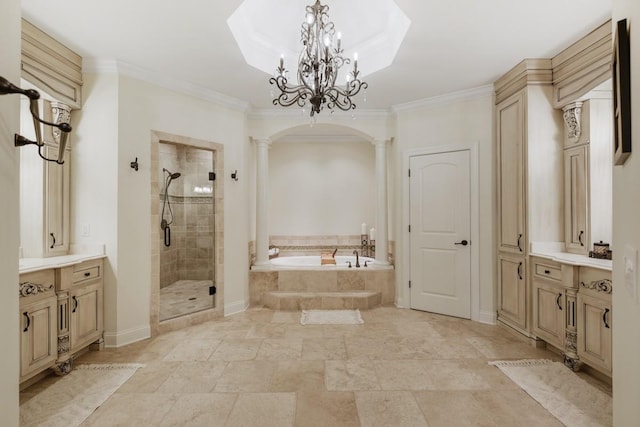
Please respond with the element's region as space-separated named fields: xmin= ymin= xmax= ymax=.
xmin=158 ymin=142 xmax=216 ymax=321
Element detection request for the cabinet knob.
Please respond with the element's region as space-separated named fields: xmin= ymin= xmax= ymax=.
xmin=84 ymin=272 xmax=91 ymax=277
xmin=544 ymin=269 xmax=550 ymax=274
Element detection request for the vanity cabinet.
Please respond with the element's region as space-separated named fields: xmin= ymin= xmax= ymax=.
xmin=531 ymin=258 xmax=573 ymax=350
xmin=56 ymin=259 xmax=104 ymax=367
xmin=19 ymin=258 xmax=104 ymax=384
xmin=576 ymin=267 xmax=612 ymax=375
xmin=19 ymin=270 xmax=57 ymax=383
xmin=532 ymin=281 xmax=565 ymax=349
xmin=562 ymin=99 xmax=612 ymax=255
xmin=69 ymin=282 xmax=103 ymax=353
xmin=497 ymin=253 xmax=527 ymax=330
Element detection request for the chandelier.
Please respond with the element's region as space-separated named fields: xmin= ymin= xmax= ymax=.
xmin=269 ymin=0 xmax=368 ymax=116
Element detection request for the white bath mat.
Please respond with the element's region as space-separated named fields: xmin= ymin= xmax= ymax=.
xmin=300 ymin=309 xmax=364 ymax=325
xmin=489 ymin=359 xmax=611 ymax=427
xmin=20 ymin=363 xmax=144 ymax=427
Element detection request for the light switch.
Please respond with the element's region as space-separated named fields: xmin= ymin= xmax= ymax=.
xmin=81 ymin=223 xmax=90 ymax=237
xmin=624 ymin=244 xmax=638 ymax=302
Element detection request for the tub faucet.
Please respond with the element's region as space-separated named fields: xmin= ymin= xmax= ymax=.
xmin=353 ymin=250 xmax=360 ymax=268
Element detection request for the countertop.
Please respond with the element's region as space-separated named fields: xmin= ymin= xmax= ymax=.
xmin=530 ymin=249 xmax=612 ymax=271
xmin=19 ymin=245 xmax=106 ymax=274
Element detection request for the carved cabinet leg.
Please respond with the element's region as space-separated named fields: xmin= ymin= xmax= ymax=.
xmin=53 ymin=359 xmax=73 ymax=376
xmin=563 ymin=288 xmax=582 ymax=371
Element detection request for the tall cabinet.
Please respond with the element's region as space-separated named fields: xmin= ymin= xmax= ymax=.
xmin=19 ymin=99 xmax=72 ymax=258
xmin=495 ymin=60 xmax=564 ymax=336
xmin=561 ymin=97 xmax=613 ymax=255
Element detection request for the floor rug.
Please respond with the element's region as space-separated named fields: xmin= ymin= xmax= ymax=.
xmin=20 ymin=363 xmax=144 ymax=427
xmin=300 ymin=309 xmax=364 ymax=325
xmin=489 ymin=359 xmax=611 ymax=427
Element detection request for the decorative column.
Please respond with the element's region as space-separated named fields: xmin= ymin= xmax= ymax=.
xmin=253 ymin=138 xmax=271 ymax=266
xmin=372 ymin=139 xmax=390 ymax=265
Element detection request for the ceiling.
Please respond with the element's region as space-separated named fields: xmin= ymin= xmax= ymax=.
xmin=21 ymin=0 xmax=611 ymax=112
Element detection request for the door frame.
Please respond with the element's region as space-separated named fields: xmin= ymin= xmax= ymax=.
xmin=401 ymin=143 xmax=481 ymax=321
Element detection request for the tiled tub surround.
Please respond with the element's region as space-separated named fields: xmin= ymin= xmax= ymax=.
xmin=250 ymin=267 xmax=395 ymax=311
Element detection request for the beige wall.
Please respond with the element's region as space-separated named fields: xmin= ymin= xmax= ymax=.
xmin=611 ymin=0 xmax=640 ymax=424
xmin=0 ymin=0 xmax=21 ymax=423
xmin=73 ymin=71 xmax=250 ymax=346
xmin=269 ymin=140 xmax=376 ymax=236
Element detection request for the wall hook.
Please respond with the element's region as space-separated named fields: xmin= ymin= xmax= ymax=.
xmin=231 ymin=170 xmax=238 ymax=181
xmin=130 ymin=157 xmax=139 ymax=171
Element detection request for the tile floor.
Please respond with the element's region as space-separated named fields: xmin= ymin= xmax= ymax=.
xmin=22 ymin=307 xmax=611 ymax=426
xmin=160 ymin=280 xmax=215 ymax=321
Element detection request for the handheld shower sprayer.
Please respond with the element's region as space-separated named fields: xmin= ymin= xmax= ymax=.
xmin=161 ymin=167 xmax=182 ymax=246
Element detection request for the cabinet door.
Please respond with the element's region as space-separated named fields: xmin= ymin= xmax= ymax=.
xmin=497 ymin=92 xmax=526 ymax=254
xmin=70 ymin=282 xmax=103 ymax=352
xmin=20 ymin=297 xmax=57 ymax=379
xmin=577 ymin=293 xmax=611 ymax=374
xmin=498 ymin=253 xmax=527 ymax=330
xmin=532 ymin=280 xmax=565 ymax=349
xmin=44 ymin=144 xmax=70 ymax=256
xmin=564 ymin=145 xmax=588 ymax=254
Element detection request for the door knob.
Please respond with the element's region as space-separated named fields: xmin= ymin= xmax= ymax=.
xmin=454 ymin=240 xmax=469 ymax=246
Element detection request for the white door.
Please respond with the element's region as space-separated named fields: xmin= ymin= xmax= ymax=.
xmin=409 ymin=150 xmax=471 ymax=318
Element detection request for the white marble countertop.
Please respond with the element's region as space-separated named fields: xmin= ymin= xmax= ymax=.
xmin=530 ymin=249 xmax=612 ymax=271
xmin=19 ymin=244 xmax=106 ymax=274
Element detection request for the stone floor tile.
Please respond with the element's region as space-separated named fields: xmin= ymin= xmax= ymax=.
xmin=214 ymin=360 xmax=277 ymax=392
xmin=270 ymin=360 xmax=325 ymax=392
xmin=225 ymin=393 xmax=296 ymax=427
xmin=295 ymin=391 xmax=360 ymax=427
xmin=208 ymin=338 xmax=262 ymax=361
xmin=355 ymin=391 xmax=428 ymax=426
xmin=256 ymin=338 xmax=303 ymax=360
xmin=159 ymin=393 xmax=237 ymax=426
xmin=325 ymin=360 xmax=381 ymax=391
xmin=302 ymin=337 xmax=347 ymax=360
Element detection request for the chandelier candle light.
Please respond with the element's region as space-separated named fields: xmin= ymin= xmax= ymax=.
xmin=270 ymin=0 xmax=368 ymax=116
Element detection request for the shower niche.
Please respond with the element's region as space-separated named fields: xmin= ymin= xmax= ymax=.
xmin=158 ymin=142 xmax=216 ymax=321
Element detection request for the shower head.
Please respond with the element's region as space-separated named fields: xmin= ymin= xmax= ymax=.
xmin=163 ymin=168 xmax=181 ymax=180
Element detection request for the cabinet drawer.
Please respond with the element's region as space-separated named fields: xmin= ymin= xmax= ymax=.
xmin=72 ymin=261 xmax=102 ymax=285
xmin=533 ymin=261 xmax=562 ymax=282
xmin=73 ymin=266 xmax=100 ymax=283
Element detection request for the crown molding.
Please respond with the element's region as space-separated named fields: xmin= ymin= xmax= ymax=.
xmin=391 ymin=85 xmax=494 ymax=113
xmin=82 ymin=59 xmax=494 ymax=117
xmin=83 ymin=59 xmax=250 ymax=112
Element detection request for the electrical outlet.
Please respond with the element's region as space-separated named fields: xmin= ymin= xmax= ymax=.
xmin=81 ymin=223 xmax=90 ymax=237
xmin=624 ymin=244 xmax=638 ymax=302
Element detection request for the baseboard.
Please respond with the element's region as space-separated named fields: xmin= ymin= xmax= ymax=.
xmin=104 ymin=325 xmax=151 ymax=348
xmin=224 ymin=299 xmax=249 ymax=317
xmin=474 ymin=310 xmax=497 ymax=325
